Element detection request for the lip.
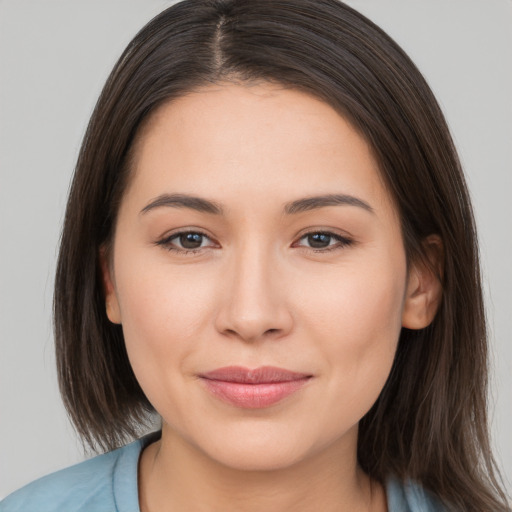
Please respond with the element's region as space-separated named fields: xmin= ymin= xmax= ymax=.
xmin=198 ymin=366 xmax=312 ymax=409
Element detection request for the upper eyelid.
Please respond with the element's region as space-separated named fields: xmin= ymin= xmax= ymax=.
xmin=297 ymin=230 xmax=348 ymax=239
xmin=159 ymin=229 xmax=216 ymax=247
xmin=159 ymin=228 xmax=349 ymax=240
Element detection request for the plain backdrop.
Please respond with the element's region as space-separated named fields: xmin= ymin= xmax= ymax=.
xmin=1 ymin=0 xmax=511 ymax=499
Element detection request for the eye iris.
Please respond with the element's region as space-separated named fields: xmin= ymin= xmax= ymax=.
xmin=180 ymin=233 xmax=203 ymax=249
xmin=308 ymin=233 xmax=331 ymax=248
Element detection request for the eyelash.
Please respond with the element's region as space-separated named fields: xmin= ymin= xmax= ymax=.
xmin=155 ymin=230 xmax=354 ymax=255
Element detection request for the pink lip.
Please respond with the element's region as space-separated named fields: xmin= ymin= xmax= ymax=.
xmin=199 ymin=366 xmax=312 ymax=409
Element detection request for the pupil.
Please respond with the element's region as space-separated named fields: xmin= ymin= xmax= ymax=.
xmin=308 ymin=233 xmax=331 ymax=248
xmin=180 ymin=233 xmax=203 ymax=249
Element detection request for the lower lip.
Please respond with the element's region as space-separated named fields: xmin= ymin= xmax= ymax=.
xmin=200 ymin=378 xmax=310 ymax=409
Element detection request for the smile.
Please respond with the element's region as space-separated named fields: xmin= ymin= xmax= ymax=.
xmin=198 ymin=366 xmax=313 ymax=409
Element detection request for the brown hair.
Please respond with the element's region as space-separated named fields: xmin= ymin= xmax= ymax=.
xmin=54 ymin=0 xmax=509 ymax=509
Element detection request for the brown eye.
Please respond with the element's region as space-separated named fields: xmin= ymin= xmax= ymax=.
xmin=296 ymin=231 xmax=354 ymax=252
xmin=179 ymin=232 xmax=204 ymax=249
xmin=307 ymin=233 xmax=332 ymax=248
xmin=157 ymin=230 xmax=215 ymax=253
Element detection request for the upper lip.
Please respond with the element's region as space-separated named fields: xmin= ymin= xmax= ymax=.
xmin=199 ymin=366 xmax=312 ymax=384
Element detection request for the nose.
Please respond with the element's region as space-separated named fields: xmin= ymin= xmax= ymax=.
xmin=214 ymin=243 xmax=294 ymax=343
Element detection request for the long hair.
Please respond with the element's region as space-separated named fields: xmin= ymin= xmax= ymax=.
xmin=54 ymin=1 xmax=509 ymax=509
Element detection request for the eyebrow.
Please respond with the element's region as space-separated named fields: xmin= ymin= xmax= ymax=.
xmin=140 ymin=193 xmax=224 ymax=215
xmin=140 ymin=193 xmax=373 ymax=216
xmin=283 ymin=194 xmax=374 ymax=215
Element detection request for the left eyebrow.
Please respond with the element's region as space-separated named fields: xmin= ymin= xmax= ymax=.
xmin=283 ymin=194 xmax=374 ymax=215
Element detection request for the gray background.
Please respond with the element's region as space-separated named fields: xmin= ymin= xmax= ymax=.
xmin=1 ymin=0 xmax=511 ymax=499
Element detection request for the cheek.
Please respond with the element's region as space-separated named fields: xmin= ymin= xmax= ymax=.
xmin=298 ymin=254 xmax=405 ymax=342
xmin=112 ymin=250 xmax=218 ymax=390
xmin=294 ymin=253 xmax=406 ymax=415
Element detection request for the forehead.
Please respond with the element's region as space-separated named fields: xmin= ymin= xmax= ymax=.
xmin=137 ymin=82 xmax=368 ymax=163
xmin=125 ymin=82 xmax=394 ymax=217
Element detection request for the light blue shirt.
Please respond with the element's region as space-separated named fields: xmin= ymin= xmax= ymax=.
xmin=1 ymin=431 xmax=445 ymax=511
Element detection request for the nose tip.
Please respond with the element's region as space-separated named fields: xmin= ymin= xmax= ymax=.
xmin=214 ymin=254 xmax=293 ymax=343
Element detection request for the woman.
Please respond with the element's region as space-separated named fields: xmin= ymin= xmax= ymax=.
xmin=1 ymin=0 xmax=509 ymax=510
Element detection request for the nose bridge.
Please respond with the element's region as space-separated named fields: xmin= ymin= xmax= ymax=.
xmin=216 ymin=237 xmax=292 ymax=342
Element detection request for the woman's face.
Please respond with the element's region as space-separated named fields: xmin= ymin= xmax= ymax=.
xmin=105 ymin=82 xmax=416 ymax=471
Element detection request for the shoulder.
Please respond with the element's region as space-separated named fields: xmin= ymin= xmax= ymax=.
xmin=0 ymin=433 xmax=157 ymax=512
xmin=386 ymin=476 xmax=447 ymax=512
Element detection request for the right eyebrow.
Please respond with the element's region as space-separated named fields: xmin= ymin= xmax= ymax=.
xmin=140 ymin=193 xmax=224 ymax=216
xmin=283 ymin=194 xmax=374 ymax=215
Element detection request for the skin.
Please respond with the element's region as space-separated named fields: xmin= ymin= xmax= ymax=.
xmin=102 ymin=82 xmax=442 ymax=512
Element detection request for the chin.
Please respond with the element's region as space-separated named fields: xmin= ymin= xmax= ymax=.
xmin=188 ymin=420 xmax=343 ymax=473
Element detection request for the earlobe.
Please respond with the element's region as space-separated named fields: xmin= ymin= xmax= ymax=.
xmin=402 ymin=235 xmax=444 ymax=330
xmin=99 ymin=246 xmax=122 ymax=324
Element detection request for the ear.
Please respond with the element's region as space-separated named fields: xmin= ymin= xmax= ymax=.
xmin=402 ymin=235 xmax=444 ymax=330
xmin=99 ymin=246 xmax=122 ymax=324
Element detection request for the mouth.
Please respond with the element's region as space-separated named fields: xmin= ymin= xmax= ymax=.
xmin=198 ymin=366 xmax=313 ymax=409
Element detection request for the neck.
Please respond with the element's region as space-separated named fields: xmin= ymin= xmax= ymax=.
xmin=138 ymin=426 xmax=387 ymax=512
